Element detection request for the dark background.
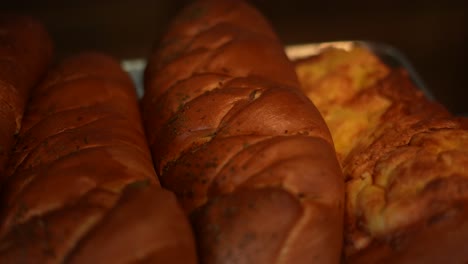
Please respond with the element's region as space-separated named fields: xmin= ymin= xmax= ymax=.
xmin=3 ymin=0 xmax=467 ymax=114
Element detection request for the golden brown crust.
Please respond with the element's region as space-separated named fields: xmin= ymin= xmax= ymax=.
xmin=143 ymin=0 xmax=344 ymax=263
xmin=295 ymin=48 xmax=468 ymax=263
xmin=67 ymin=186 xmax=197 ymax=264
xmin=0 ymin=53 xmax=197 ymax=263
xmin=0 ymin=15 xmax=52 ymax=177
xmin=349 ymin=202 xmax=468 ymax=264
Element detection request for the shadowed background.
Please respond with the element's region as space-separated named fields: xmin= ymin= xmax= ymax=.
xmin=3 ymin=0 xmax=467 ymax=114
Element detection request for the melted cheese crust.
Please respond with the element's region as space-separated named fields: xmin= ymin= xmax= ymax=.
xmin=295 ymin=47 xmax=468 ymax=256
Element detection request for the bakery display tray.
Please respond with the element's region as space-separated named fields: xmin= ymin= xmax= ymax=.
xmin=121 ymin=41 xmax=432 ymax=100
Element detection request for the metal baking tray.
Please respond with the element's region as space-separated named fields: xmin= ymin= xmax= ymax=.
xmin=122 ymin=41 xmax=433 ymax=100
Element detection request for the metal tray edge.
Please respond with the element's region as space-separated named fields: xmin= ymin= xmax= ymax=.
xmin=122 ymin=41 xmax=432 ymax=100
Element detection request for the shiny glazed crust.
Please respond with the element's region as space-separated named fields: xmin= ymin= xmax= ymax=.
xmin=0 ymin=53 xmax=197 ymax=263
xmin=0 ymin=15 xmax=52 ymax=177
xmin=295 ymin=47 xmax=468 ymax=263
xmin=143 ymin=0 xmax=344 ymax=263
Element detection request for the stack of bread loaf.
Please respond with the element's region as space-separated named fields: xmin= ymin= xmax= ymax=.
xmin=0 ymin=0 xmax=466 ymax=263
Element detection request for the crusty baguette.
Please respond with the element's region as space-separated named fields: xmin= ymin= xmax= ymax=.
xmin=0 ymin=15 xmax=52 ymax=177
xmin=0 ymin=53 xmax=197 ymax=263
xmin=295 ymin=47 xmax=468 ymax=263
xmin=142 ymin=0 xmax=344 ymax=263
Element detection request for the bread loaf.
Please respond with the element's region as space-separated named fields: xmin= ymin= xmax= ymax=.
xmin=0 ymin=15 xmax=52 ymax=177
xmin=295 ymin=47 xmax=468 ymax=263
xmin=143 ymin=0 xmax=344 ymax=263
xmin=0 ymin=53 xmax=197 ymax=263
